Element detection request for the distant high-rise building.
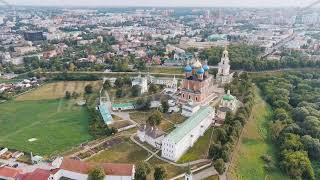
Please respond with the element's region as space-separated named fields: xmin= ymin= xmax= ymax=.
xmin=23 ymin=31 xmax=45 ymax=41
xmin=0 ymin=16 xmax=4 ymax=25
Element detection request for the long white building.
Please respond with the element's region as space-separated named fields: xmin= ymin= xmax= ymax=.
xmin=161 ymin=106 xmax=215 ymax=162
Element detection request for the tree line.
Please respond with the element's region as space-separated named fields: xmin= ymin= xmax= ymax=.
xmin=256 ymin=71 xmax=320 ymax=179
xmin=208 ymin=72 xmax=255 ymax=174
xmin=200 ymin=44 xmax=320 ymax=71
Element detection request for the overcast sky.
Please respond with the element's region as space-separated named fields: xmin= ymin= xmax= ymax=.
xmin=7 ymin=0 xmax=320 ymax=7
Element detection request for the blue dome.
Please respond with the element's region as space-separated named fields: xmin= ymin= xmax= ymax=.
xmin=203 ymin=65 xmax=209 ymax=71
xmin=184 ymin=65 xmax=192 ymax=72
xmin=197 ymin=68 xmax=205 ymax=74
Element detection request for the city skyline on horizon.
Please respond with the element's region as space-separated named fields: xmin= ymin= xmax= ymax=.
xmin=2 ymin=0 xmax=320 ymax=8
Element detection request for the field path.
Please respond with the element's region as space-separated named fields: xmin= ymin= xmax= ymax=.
xmin=227 ymin=86 xmax=286 ymax=180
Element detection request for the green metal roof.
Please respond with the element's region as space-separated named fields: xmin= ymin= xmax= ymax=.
xmin=166 ymin=106 xmax=214 ymax=144
xmin=99 ymin=103 xmax=113 ymax=124
xmin=223 ymin=94 xmax=235 ymax=101
xmin=112 ymin=103 xmax=135 ymax=109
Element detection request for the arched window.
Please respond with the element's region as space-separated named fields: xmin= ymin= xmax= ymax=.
xmin=188 ymin=95 xmax=191 ymax=100
xmin=195 ymin=97 xmax=198 ymax=101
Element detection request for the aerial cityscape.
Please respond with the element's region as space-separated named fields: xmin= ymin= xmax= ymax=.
xmin=0 ymin=0 xmax=320 ymax=180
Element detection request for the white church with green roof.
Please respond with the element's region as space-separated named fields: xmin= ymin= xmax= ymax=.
xmin=161 ymin=106 xmax=215 ymax=162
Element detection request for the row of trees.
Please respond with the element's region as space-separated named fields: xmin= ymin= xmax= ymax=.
xmin=135 ymin=162 xmax=167 ymax=180
xmin=208 ymin=72 xmax=255 ymax=174
xmin=200 ymin=44 xmax=320 ymax=71
xmin=257 ymin=71 xmax=320 ymax=179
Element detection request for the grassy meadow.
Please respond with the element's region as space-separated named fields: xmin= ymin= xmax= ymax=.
xmin=0 ymin=81 xmax=101 ymax=156
xmin=15 ymin=81 xmax=101 ymax=101
xmin=227 ymin=87 xmax=286 ymax=180
xmin=0 ymin=99 xmax=93 ymax=156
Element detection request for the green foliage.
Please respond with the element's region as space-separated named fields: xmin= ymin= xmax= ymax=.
xmin=280 ymin=151 xmax=315 ymax=180
xmin=154 ymin=166 xmax=166 ymax=180
xmin=147 ymin=110 xmax=163 ymax=126
xmin=131 ymin=85 xmax=141 ymax=97
xmin=213 ymin=158 xmax=226 ymax=175
xmin=149 ymin=83 xmax=158 ymax=94
xmin=135 ymin=162 xmax=152 ymax=180
xmin=209 ymin=73 xmax=254 ymax=163
xmin=256 ymin=71 xmax=320 ymax=179
xmin=65 ymin=91 xmax=71 ymax=99
xmin=87 ymin=167 xmax=105 ymax=180
xmin=85 ymin=85 xmax=93 ymax=94
xmin=161 ymin=100 xmax=169 ymax=113
xmin=103 ymin=80 xmax=111 ymax=90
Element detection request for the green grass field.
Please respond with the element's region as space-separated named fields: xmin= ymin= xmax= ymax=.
xmin=15 ymin=81 xmax=101 ymax=101
xmin=178 ymin=127 xmax=213 ymax=163
xmin=87 ymin=138 xmax=147 ymax=163
xmin=228 ymin=87 xmax=287 ymax=180
xmin=0 ymin=99 xmax=93 ymax=156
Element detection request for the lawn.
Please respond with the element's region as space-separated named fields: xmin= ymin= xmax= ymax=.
xmin=0 ymin=99 xmax=93 ymax=156
xmin=15 ymin=81 xmax=102 ymax=101
xmin=87 ymin=138 xmax=148 ymax=164
xmin=129 ymin=111 xmax=153 ymax=124
xmin=227 ymin=87 xmax=286 ymax=180
xmin=178 ymin=127 xmax=213 ymax=163
xmin=148 ymin=157 xmax=185 ymax=179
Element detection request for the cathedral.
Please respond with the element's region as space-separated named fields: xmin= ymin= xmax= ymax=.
xmin=179 ymin=59 xmax=215 ymax=105
xmin=179 ymin=46 xmax=232 ymax=105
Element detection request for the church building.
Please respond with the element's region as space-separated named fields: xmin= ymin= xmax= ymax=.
xmin=180 ymin=59 xmax=215 ymax=105
xmin=216 ymin=46 xmax=233 ymax=85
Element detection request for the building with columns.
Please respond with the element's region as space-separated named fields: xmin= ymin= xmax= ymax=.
xmin=216 ymin=46 xmax=233 ymax=85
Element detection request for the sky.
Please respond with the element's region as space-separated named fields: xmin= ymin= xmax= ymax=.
xmin=6 ymin=0 xmax=320 ymax=7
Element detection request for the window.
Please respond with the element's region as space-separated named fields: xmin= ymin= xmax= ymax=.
xmin=188 ymin=95 xmax=191 ymax=99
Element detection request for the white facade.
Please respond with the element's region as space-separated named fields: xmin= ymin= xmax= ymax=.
xmin=132 ymin=75 xmax=148 ymax=94
xmin=216 ymin=47 xmax=233 ymax=85
xmin=49 ymin=169 xmax=132 ymax=180
xmin=162 ymin=106 xmax=215 ymax=162
xmin=137 ymin=125 xmax=165 ymax=149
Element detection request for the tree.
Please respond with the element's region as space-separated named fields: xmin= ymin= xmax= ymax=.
xmin=161 ymin=100 xmax=169 ymax=113
xmin=302 ymin=116 xmax=320 ymax=138
xmin=214 ymin=158 xmax=226 ymax=175
xmin=292 ymin=107 xmax=309 ymax=122
xmin=65 ymin=91 xmax=71 ymax=99
xmin=280 ymin=151 xmax=315 ymax=180
xmin=149 ymin=83 xmax=158 ymax=94
xmin=85 ymin=85 xmax=93 ymax=94
xmin=274 ymin=108 xmax=288 ymax=121
xmin=268 ymin=121 xmax=286 ymax=141
xmin=147 ymin=110 xmax=163 ymax=126
xmin=115 ymin=78 xmax=124 ymax=88
xmin=116 ymin=88 xmax=125 ymax=98
xmin=154 ymin=166 xmax=166 ymax=180
xmin=280 ymin=133 xmax=303 ymax=152
xmin=103 ymin=80 xmax=111 ymax=90
xmin=131 ymin=85 xmax=141 ymax=97
xmin=135 ymin=162 xmax=151 ymax=180
xmin=87 ymin=167 xmax=105 ymax=180
xmin=301 ymin=135 xmax=320 ymax=160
